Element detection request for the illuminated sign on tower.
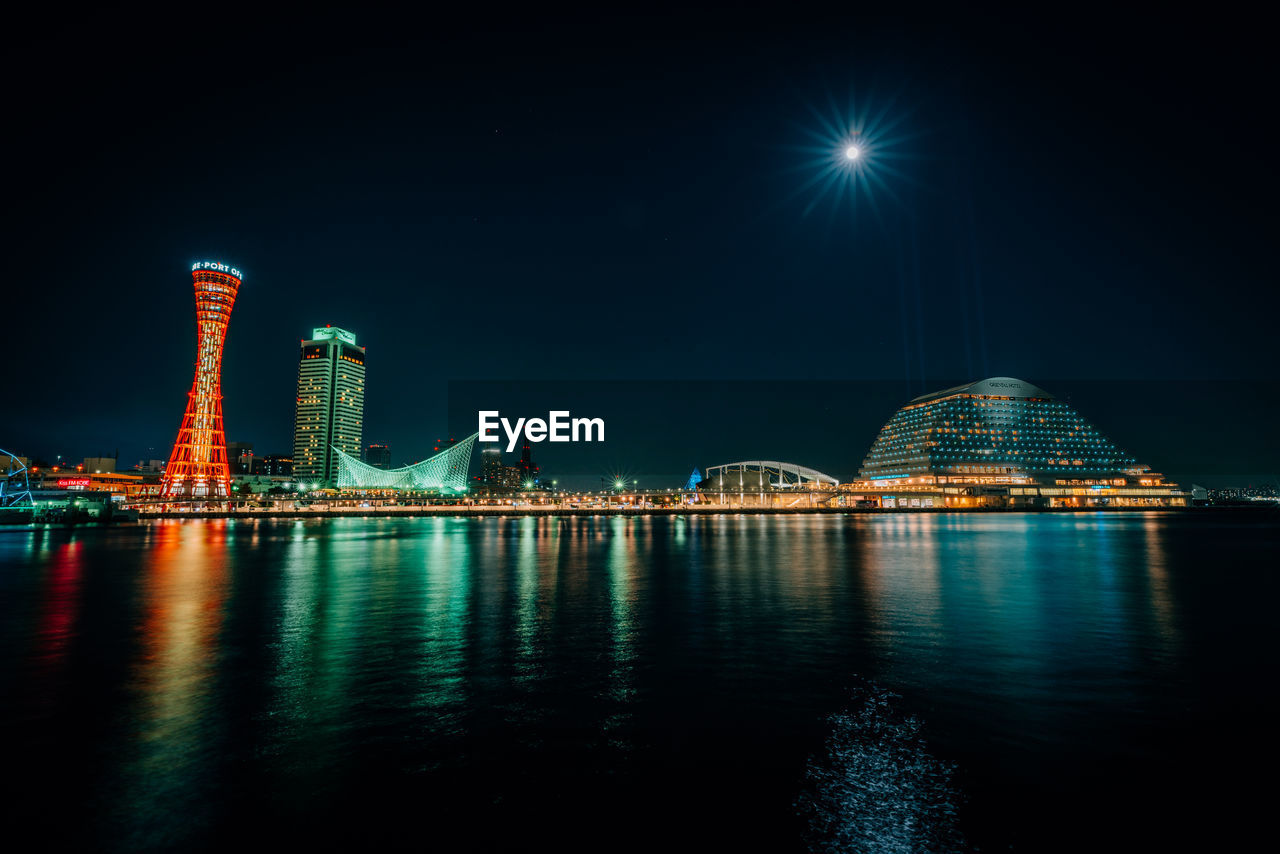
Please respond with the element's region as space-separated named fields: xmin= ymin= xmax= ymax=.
xmin=159 ymin=261 xmax=242 ymax=500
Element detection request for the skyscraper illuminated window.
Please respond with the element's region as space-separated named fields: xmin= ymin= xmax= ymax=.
xmin=292 ymin=326 xmax=365 ymax=486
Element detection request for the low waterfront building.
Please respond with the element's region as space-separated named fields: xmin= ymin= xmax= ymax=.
xmin=32 ymin=470 xmax=152 ymax=500
xmin=231 ymin=474 xmax=295 ymax=494
xmin=28 ymin=489 xmax=125 ymax=521
xmin=703 ymin=461 xmax=839 ymax=492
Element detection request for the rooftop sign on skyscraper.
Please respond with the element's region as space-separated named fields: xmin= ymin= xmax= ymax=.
xmin=312 ymin=326 xmax=358 ymax=345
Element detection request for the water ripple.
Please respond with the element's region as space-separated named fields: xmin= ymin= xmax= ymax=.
xmin=798 ymin=683 xmax=964 ymax=853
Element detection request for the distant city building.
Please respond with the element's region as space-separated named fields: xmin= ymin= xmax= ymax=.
xmin=293 ymin=326 xmax=366 ymax=487
xmin=480 ymin=448 xmax=504 ymax=484
xmin=518 ymin=441 xmax=539 ymax=485
xmin=82 ymin=456 xmax=117 ymax=474
xmin=252 ymin=455 xmax=294 ymax=477
xmin=477 ymin=448 xmax=524 ymax=490
xmin=1205 ymin=484 xmax=1279 ymax=505
xmin=364 ymin=443 xmax=392 ymax=469
xmin=226 ymin=441 xmax=254 ymax=474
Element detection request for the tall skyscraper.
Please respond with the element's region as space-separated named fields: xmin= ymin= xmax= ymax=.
xmin=160 ymin=261 xmax=242 ymax=499
xmin=293 ymin=326 xmax=365 ymax=486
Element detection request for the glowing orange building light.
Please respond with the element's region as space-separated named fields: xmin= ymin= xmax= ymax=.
xmin=159 ymin=261 xmax=243 ymax=500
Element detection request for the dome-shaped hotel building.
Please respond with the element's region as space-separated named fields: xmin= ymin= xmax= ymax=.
xmin=849 ymin=378 xmax=1185 ymax=508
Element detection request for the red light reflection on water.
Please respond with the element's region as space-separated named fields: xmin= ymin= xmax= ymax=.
xmin=33 ymin=540 xmax=85 ymax=684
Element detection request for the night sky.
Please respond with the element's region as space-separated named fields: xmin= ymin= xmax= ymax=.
xmin=8 ymin=9 xmax=1277 ymax=480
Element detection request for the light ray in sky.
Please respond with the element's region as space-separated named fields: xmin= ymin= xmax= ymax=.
xmin=776 ymin=82 xmax=924 ymax=233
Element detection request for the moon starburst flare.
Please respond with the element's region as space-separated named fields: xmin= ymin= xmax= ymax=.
xmin=778 ymin=85 xmax=921 ymax=228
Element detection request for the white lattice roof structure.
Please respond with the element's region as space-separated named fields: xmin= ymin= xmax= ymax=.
xmin=334 ymin=433 xmax=476 ymax=491
xmin=703 ymin=460 xmax=839 ymax=487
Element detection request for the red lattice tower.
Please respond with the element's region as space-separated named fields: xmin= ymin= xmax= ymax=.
xmin=160 ymin=262 xmax=243 ymax=500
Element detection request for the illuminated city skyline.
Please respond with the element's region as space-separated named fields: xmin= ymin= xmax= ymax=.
xmin=3 ymin=12 xmax=1277 ymax=853
xmin=5 ymin=12 xmax=1277 ymax=483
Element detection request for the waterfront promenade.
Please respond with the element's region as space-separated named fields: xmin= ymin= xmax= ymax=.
xmin=130 ymin=503 xmax=1207 ymax=520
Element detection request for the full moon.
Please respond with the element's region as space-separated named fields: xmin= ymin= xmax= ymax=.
xmin=845 ymin=145 xmax=861 ymax=161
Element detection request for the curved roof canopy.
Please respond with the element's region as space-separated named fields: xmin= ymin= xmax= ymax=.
xmin=335 ymin=433 xmax=477 ymax=491
xmin=703 ymin=460 xmax=839 ymax=486
xmin=909 ymin=376 xmax=1054 ymax=404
